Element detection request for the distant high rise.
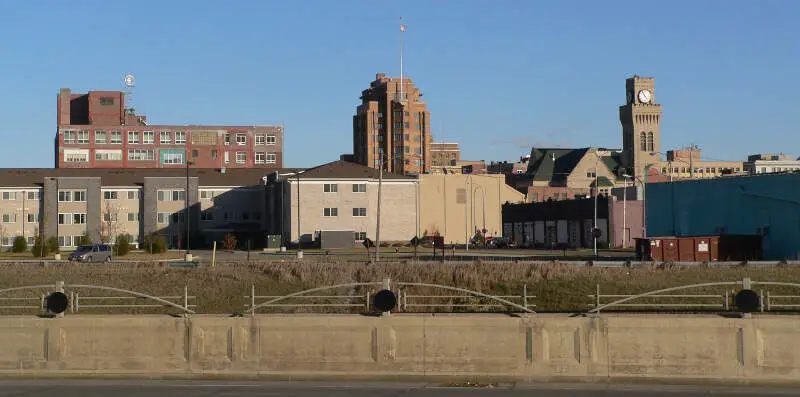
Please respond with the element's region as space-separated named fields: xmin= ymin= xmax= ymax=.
xmin=352 ymin=73 xmax=431 ymax=174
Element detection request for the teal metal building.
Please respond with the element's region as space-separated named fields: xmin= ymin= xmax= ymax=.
xmin=646 ymin=173 xmax=800 ymax=260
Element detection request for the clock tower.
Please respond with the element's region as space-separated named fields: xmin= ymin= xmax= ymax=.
xmin=620 ymin=75 xmax=662 ymax=180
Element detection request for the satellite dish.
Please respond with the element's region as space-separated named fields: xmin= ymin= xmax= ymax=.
xmin=124 ymin=73 xmax=136 ymax=87
xmin=46 ymin=292 xmax=69 ymax=314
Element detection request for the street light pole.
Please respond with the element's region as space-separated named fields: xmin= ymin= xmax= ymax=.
xmin=464 ymin=175 xmax=471 ymax=251
xmin=375 ymin=154 xmax=383 ymax=262
xmin=185 ymin=159 xmax=193 ymax=259
xmin=622 ymin=176 xmax=629 ymax=248
xmin=593 ymin=156 xmax=598 ymax=258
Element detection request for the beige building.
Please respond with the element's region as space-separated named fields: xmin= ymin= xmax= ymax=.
xmin=417 ymin=173 xmax=525 ymax=244
xmin=429 ymin=142 xmax=460 ymax=169
xmin=744 ymin=153 xmax=800 ymax=175
xmin=265 ymin=160 xmax=418 ymax=246
xmin=649 ymin=148 xmax=744 ymax=182
xmin=517 ymin=147 xmax=623 ymax=202
xmin=352 ymin=73 xmax=432 ymax=175
xmin=0 ymin=168 xmax=272 ymax=250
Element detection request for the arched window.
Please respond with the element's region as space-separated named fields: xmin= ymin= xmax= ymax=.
xmin=639 ymin=132 xmax=647 ymax=151
xmin=646 ymin=132 xmax=654 ymax=152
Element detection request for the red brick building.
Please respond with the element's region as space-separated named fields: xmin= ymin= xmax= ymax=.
xmin=56 ymin=88 xmax=284 ymax=169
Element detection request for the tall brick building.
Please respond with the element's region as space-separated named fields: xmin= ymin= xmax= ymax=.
xmin=56 ymin=88 xmax=283 ymax=169
xmin=352 ymin=74 xmax=432 ymax=174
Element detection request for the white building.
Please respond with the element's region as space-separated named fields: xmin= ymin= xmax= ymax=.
xmin=744 ymin=154 xmax=800 ymax=175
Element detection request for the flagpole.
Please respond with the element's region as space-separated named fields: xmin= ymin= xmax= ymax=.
xmin=399 ymin=17 xmax=405 ymax=104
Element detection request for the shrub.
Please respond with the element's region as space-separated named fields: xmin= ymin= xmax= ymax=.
xmin=31 ymin=235 xmax=59 ymax=257
xmin=47 ymin=236 xmax=59 ymax=254
xmin=143 ymin=233 xmax=167 ymax=254
xmin=11 ymin=236 xmax=27 ymax=253
xmin=114 ymin=234 xmax=132 ymax=256
xmin=75 ymin=234 xmax=92 ymax=246
xmin=222 ymin=233 xmax=237 ymax=251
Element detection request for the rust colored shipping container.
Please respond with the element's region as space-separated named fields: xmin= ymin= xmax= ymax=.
xmin=636 ymin=235 xmax=762 ymax=262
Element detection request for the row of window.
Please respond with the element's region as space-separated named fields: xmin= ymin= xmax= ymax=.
xmin=323 ymin=208 xmax=367 ymax=217
xmin=660 ymin=166 xmax=742 ymax=174
xmin=1 ymin=213 xmax=40 ymax=223
xmin=158 ymin=211 xmax=262 ymax=224
xmin=1 ymin=191 xmax=40 ymax=201
xmin=67 ymin=150 xmax=278 ymax=164
xmin=63 ymin=130 xmax=277 ymax=146
xmin=57 ymin=190 xmax=141 ymax=202
xmin=323 ymin=183 xmax=367 ymax=193
xmin=58 ymin=213 xmax=86 ymax=225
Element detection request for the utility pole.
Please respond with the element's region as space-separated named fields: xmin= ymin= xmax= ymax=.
xmin=375 ymin=154 xmax=383 ymax=262
xmin=688 ymin=143 xmax=700 ymax=179
xmin=593 ymin=155 xmax=599 ymax=258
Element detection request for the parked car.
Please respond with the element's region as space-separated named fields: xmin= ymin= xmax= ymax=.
xmin=68 ymin=244 xmax=112 ymax=262
xmin=487 ymin=237 xmax=515 ymax=249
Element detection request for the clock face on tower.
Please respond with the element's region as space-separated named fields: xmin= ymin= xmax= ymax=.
xmin=638 ymin=89 xmax=652 ymax=104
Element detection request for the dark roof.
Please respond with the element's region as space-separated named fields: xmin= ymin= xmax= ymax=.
xmin=298 ymin=160 xmax=414 ymax=180
xmin=526 ymin=147 xmax=623 ymax=185
xmin=527 ymin=148 xmax=590 ymax=184
xmin=591 ymin=176 xmax=614 ymax=188
xmin=0 ymin=167 xmax=300 ymax=188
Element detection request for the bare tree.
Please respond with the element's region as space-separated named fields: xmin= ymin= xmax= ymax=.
xmin=98 ymin=202 xmax=122 ymax=244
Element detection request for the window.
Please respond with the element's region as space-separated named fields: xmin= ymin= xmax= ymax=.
xmin=73 ymin=191 xmax=86 ymax=202
xmin=255 ymin=135 xmax=266 ymax=145
xmin=110 ymin=131 xmax=123 ymax=144
xmin=27 ymin=213 xmax=39 ymax=223
xmin=587 ymin=172 xmax=596 ymax=178
xmin=63 ymin=130 xmax=76 ymax=144
xmin=200 ymin=190 xmax=216 ymax=199
xmin=163 ymin=152 xmax=184 ymax=164
xmin=235 ymin=152 xmax=247 ymax=164
xmin=99 ymin=97 xmax=114 ymax=105
xmin=103 ymin=191 xmax=118 ymax=200
xmin=255 ymin=152 xmax=266 ymax=164
xmin=211 ymin=150 xmax=218 ymax=159
xmin=646 ymin=132 xmax=654 ymax=152
xmin=95 ymin=130 xmax=107 ymax=144
xmin=639 ymin=131 xmax=647 ymax=151
xmin=127 ymin=212 xmax=139 ymax=222
xmin=323 ymin=208 xmax=338 ymax=217
xmin=142 ymin=131 xmax=154 ymax=144
xmin=352 ymin=208 xmax=367 ymax=217
xmin=104 ymin=213 xmax=118 ymax=222
xmin=65 ymin=152 xmax=88 ymax=162
xmin=160 ymin=131 xmax=172 ymax=144
xmin=27 ymin=191 xmax=40 ymax=200
xmin=224 ymin=152 xmax=230 ymax=164
xmin=58 ymin=213 xmax=71 ymax=225
xmin=128 ymin=131 xmax=139 ymax=144
xmin=191 ymin=149 xmax=198 ymax=158
xmin=224 ymin=134 xmax=231 ymax=145
xmin=531 ymin=193 xmax=539 ymax=202
xmin=128 ymin=149 xmax=155 ymax=161
xmin=127 ymin=191 xmax=140 ymax=200
xmin=171 ymin=212 xmax=186 ymax=223
xmin=266 ymin=135 xmax=277 ymax=145
xmin=354 ymin=232 xmax=367 ymax=241
xmin=157 ymin=190 xmax=185 ymax=201
xmin=352 ymin=183 xmax=366 ymax=193
xmin=200 ymin=212 xmax=214 ymax=221
xmin=323 ymin=183 xmax=338 ymax=193
xmin=27 ymin=236 xmax=34 ymax=246
xmin=157 ymin=213 xmax=169 ymax=224
xmin=175 ymin=131 xmax=186 ymax=144
xmin=267 ymin=153 xmax=276 ymax=164
xmin=58 ymin=191 xmax=72 ymax=202
xmin=236 ymin=134 xmax=247 ymax=145
xmin=1 ymin=214 xmax=16 ymax=223
xmin=77 ymin=130 xmax=89 ymax=144
xmin=95 ymin=150 xmax=122 ymax=161
xmin=1 ymin=192 xmax=15 ymax=200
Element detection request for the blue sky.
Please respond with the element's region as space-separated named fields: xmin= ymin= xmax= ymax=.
xmin=0 ymin=0 xmax=797 ymax=168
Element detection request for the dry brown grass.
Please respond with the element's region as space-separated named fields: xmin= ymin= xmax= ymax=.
xmin=0 ymin=261 xmax=798 ymax=315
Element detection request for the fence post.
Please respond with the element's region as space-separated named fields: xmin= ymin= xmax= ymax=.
xmin=55 ymin=281 xmax=65 ymax=318
xmin=724 ymin=290 xmax=729 ymax=311
xmin=382 ymin=278 xmax=391 ymax=316
xmin=596 ymin=284 xmax=601 ymax=314
xmin=523 ymin=284 xmax=528 ymax=310
xmin=760 ymin=289 xmax=764 ymax=313
xmin=365 ymin=289 xmax=370 ymax=312
xmin=75 ymin=292 xmax=79 ymax=313
xmin=251 ymin=284 xmax=256 ymax=314
xmin=766 ymin=290 xmax=771 ymax=311
xmin=40 ymin=294 xmax=44 ymax=312
xmin=184 ymin=285 xmax=189 ymax=311
xmin=70 ymin=291 xmax=75 ymax=313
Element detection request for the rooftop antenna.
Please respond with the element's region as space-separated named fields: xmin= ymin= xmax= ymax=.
xmin=123 ymin=73 xmax=136 ymax=116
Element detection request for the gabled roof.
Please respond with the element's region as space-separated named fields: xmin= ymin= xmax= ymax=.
xmin=526 ymin=147 xmax=623 ymax=185
xmin=297 ymin=160 xmax=414 ymax=180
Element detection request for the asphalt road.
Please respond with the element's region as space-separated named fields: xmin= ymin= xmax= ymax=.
xmin=0 ymin=381 xmax=797 ymax=397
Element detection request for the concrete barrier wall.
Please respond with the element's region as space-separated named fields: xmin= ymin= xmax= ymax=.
xmin=0 ymin=314 xmax=799 ymax=383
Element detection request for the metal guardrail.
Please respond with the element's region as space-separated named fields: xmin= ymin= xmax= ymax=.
xmin=0 ymin=282 xmax=196 ymax=314
xmin=245 ymin=281 xmax=535 ymax=314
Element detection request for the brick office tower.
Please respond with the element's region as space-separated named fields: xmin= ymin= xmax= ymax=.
xmin=352 ymin=73 xmax=432 ymax=175
xmin=55 ymin=88 xmax=284 ymax=169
